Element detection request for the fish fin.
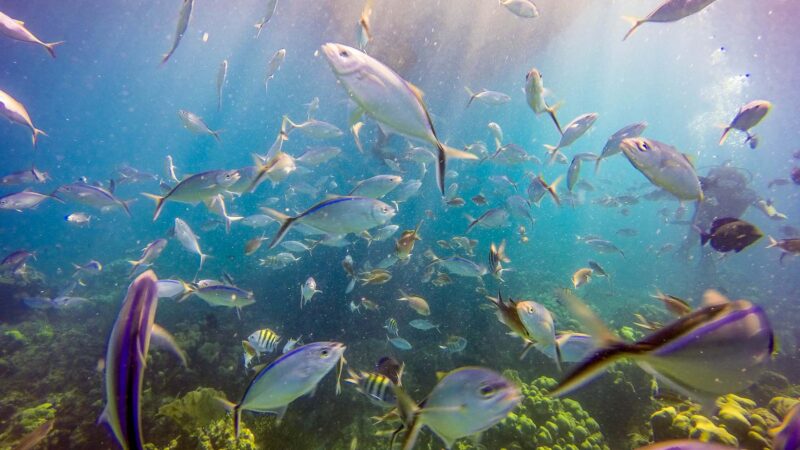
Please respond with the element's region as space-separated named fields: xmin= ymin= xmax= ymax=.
xmin=151 ymin=323 xmax=188 ymax=367
xmin=547 ymin=175 xmax=563 ymax=206
xmin=348 ymin=107 xmax=365 ymax=127
xmin=43 ymin=41 xmax=65 ymax=58
xmin=443 ymin=145 xmax=479 ymax=160
xmin=621 ymin=16 xmax=644 ymax=41
xmin=283 ymin=115 xmax=298 ymax=135
xmin=261 ymin=207 xmax=296 ymax=249
xmin=406 ymin=81 xmax=425 ymax=99
xmin=520 ymin=341 xmax=535 ymax=360
xmin=554 ymin=341 xmax=564 ymax=372
xmin=434 ymin=140 xmax=447 ymax=196
xmin=718 ymin=126 xmax=732 ymax=145
xmin=549 ymin=342 xmax=634 ymax=397
xmin=556 ymin=288 xmax=619 ymax=345
xmin=211 ymin=129 xmax=222 ymax=143
xmin=766 ymin=236 xmax=778 ymax=248
xmin=141 ymin=192 xmax=166 ymax=221
xmin=274 ymin=405 xmax=288 ymax=424
xmin=32 ymin=128 xmax=47 ymax=147
xmin=464 ymin=86 xmax=477 ymax=108
xmin=546 ymin=101 xmax=564 ymax=135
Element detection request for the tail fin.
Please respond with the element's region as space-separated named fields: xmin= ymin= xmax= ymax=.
xmin=261 ymin=206 xmax=297 ymax=249
xmin=32 ymin=128 xmax=47 ymax=147
xmin=594 ymin=156 xmax=604 ymax=174
xmin=198 ymin=252 xmax=209 ymax=272
xmin=546 ymin=101 xmax=564 ymax=135
xmin=254 ymin=21 xmax=266 ymax=38
xmin=120 ymin=199 xmax=134 ymax=218
xmin=224 ymin=215 xmax=244 ymax=235
xmin=464 ymin=86 xmax=478 ymax=108
xmin=128 ymin=260 xmax=141 ymax=277
xmin=621 ymin=16 xmax=644 ymax=41
xmin=43 ymin=41 xmax=65 ymax=58
xmin=283 ymin=115 xmax=298 ymax=135
xmin=546 ymin=175 xmax=562 ymax=206
xmin=211 ymin=130 xmax=222 ymax=143
xmin=718 ymin=126 xmax=732 ymax=145
xmin=434 ymin=140 xmax=448 ymax=197
xmin=766 ymin=236 xmax=779 ymax=249
xmin=544 ymin=144 xmax=559 ymax=164
xmin=142 ymin=193 xmax=166 ymax=221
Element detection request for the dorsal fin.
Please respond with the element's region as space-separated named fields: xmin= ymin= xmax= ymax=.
xmin=406 ymin=81 xmax=425 ymax=99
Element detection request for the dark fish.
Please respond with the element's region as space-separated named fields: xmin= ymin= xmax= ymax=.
xmin=375 ymin=356 xmax=403 ymax=385
xmin=699 ymin=217 xmax=763 ymax=253
xmin=767 ymin=236 xmax=800 ymax=263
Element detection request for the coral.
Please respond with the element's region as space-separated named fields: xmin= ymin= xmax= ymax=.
xmin=198 ymin=342 xmax=223 ymax=365
xmin=18 ymin=402 xmax=56 ymax=433
xmin=471 ymin=371 xmax=610 ymax=450
xmin=194 ymin=417 xmax=256 ymax=450
xmin=158 ymin=387 xmax=228 ymax=432
xmin=3 ymin=329 xmax=27 ymax=344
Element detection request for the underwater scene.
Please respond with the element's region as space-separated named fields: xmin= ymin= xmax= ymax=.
xmin=1 ymin=0 xmax=800 ymax=449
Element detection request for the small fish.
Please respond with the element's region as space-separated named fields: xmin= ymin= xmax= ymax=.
xmin=72 ymin=260 xmax=102 ymax=277
xmin=395 ymin=220 xmax=423 ymax=261
xmin=244 ymin=235 xmax=266 ymax=256
xmin=178 ymin=110 xmax=221 ymax=142
xmin=216 ymin=59 xmax=228 ymax=111
xmin=143 ymin=170 xmax=240 ymax=221
xmin=409 ymin=319 xmax=440 ymax=332
xmin=397 ymin=290 xmax=430 ymax=316
xmin=300 ymin=277 xmax=321 ymax=308
xmin=719 ymin=100 xmax=772 ymax=145
xmin=622 ymin=0 xmax=718 ymax=41
xmin=222 ymin=342 xmax=346 ymax=438
xmin=619 ymin=137 xmax=702 ymax=201
xmin=388 ymin=336 xmax=412 ymax=350
xmin=616 ymin=228 xmax=638 ymax=237
xmin=204 ymin=194 xmax=243 ymax=234
xmin=524 ymin=68 xmax=562 ymax=134
xmin=544 ymin=113 xmax=598 ymax=164
xmin=587 ymin=260 xmax=610 ymax=280
xmin=173 ymin=218 xmax=209 ymax=273
xmin=384 ymin=318 xmax=399 ymax=337
xmin=536 ymin=332 xmax=595 ymax=364
xmin=55 ymin=182 xmax=131 ymax=216
xmin=465 ymin=208 xmax=510 ymax=233
xmin=651 ymin=289 xmax=692 ymax=317
xmin=242 ymin=214 xmax=275 ymax=228
xmin=360 ymin=268 xmax=392 ymax=285
xmin=164 ymin=155 xmax=179 ymax=183
xmin=439 ymin=335 xmax=468 ymax=353
xmin=248 ymin=328 xmax=282 ymax=355
xmin=1 ymin=166 xmax=49 ymax=185
xmin=0 ymin=190 xmax=60 ymax=211
xmin=265 ymin=49 xmax=286 ymax=94
xmin=698 ymin=217 xmax=763 ymax=253
xmin=161 ymin=0 xmax=194 ymax=64
xmin=755 ymin=199 xmax=788 ymax=221
xmin=155 ymin=279 xmax=191 ymax=299
xmin=464 ymin=87 xmax=511 ymax=107
xmin=571 ymin=268 xmax=593 ymax=288
xmin=254 ymin=0 xmax=279 ymax=38
xmin=551 ymin=289 xmax=774 ymax=406
xmin=471 ymin=194 xmax=487 ymax=206
xmin=500 ymin=0 xmax=539 ymax=18
xmin=345 ymin=367 xmax=400 ymax=408
xmin=585 ymin=239 xmax=625 ymax=257
xmin=296 ymin=147 xmax=342 ymax=166
xmin=392 ymin=367 xmax=521 ymax=450
xmin=595 ymin=122 xmax=648 ymax=173
xmin=0 ymin=11 xmax=63 ymax=58
xmin=489 ymin=240 xmax=511 ymax=281
xmin=488 ymin=122 xmax=504 ymax=149
xmin=426 ymin=250 xmax=488 ymax=278
xmin=766 ymin=236 xmax=800 ymax=263
xmin=128 ymin=239 xmax=168 ymax=276
xmin=282 ymin=335 xmax=303 ymax=354
xmin=0 ymin=88 xmax=47 ymax=148
xmin=62 ymin=212 xmax=90 ymax=226
xmin=356 ymin=0 xmax=374 ymax=50
xmin=284 ymin=116 xmax=343 ymax=140
xmin=189 ymin=283 xmax=255 ymax=310
xmin=349 ymin=174 xmax=403 ymax=199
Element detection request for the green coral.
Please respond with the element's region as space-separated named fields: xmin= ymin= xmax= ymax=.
xmin=158 ymin=387 xmax=227 ymax=432
xmin=18 ymin=402 xmax=56 ymax=433
xmin=469 ymin=371 xmax=610 ymax=450
xmin=195 ymin=417 xmax=256 ymax=450
xmin=3 ymin=329 xmax=27 ymax=344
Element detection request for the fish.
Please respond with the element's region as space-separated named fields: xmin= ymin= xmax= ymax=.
xmin=388 ymin=336 xmax=413 ymax=350
xmin=142 ymin=169 xmax=240 ymax=221
xmin=164 ymin=155 xmax=179 ymax=183
xmin=651 ymin=289 xmax=692 ymax=317
xmin=622 ymin=0 xmax=718 ymax=41
xmin=567 ymin=157 xmax=583 ymax=192
xmin=254 ymin=0 xmax=279 ymax=38
xmin=616 ymin=228 xmax=638 ymax=237
xmin=264 ymin=49 xmax=287 ymax=94
xmin=155 ymin=279 xmax=191 ymax=299
xmin=544 ymin=113 xmax=598 ymax=164
xmin=719 ymin=100 xmax=772 ymax=145
xmin=161 ymin=0 xmax=194 ymax=64
xmin=587 ymin=261 xmax=610 ymax=282
xmin=465 ymin=208 xmax=510 ymax=233
xmin=216 ymin=59 xmax=228 ymax=111
xmin=0 ymin=88 xmax=48 ymax=147
xmin=755 ymin=199 xmax=788 ymax=221
xmin=300 ymin=277 xmax=321 ymax=308
xmin=72 ymin=260 xmax=102 ymax=277
xmin=128 ymin=238 xmax=168 ymax=277
xmin=384 ymin=318 xmax=400 ymax=337
xmin=489 ymin=240 xmax=511 ymax=281
xmin=426 ymin=250 xmax=488 ymax=278
xmin=595 ymin=122 xmax=648 ymax=173
xmin=766 ymin=236 xmax=800 ymax=263
xmin=100 ymin=271 xmax=183 ymax=450
xmin=12 ymin=418 xmax=54 ymax=450
xmin=409 ymin=319 xmax=440 ymax=332
xmin=524 ymin=68 xmax=562 ymax=134
xmin=439 ymin=335 xmax=468 ymax=353
xmin=1 ymin=10 xmax=64 ymax=55
xmin=222 ymin=342 xmax=346 ymax=437
xmin=698 ymin=217 xmax=763 ymax=253
xmin=178 ymin=110 xmax=221 ymax=142
xmin=619 ymin=137 xmax=703 ymax=201
xmin=244 ymin=235 xmax=266 ymax=256
xmin=488 ymin=122 xmax=504 ymax=149
xmin=394 ymin=221 xmax=423 ymax=261
xmin=392 ymin=367 xmax=521 ymax=450
xmin=204 ymin=194 xmax=244 ymax=234
xmin=262 ymin=196 xmax=396 ymax=248
xmin=515 ymin=299 xmax=561 ymax=367
xmin=584 ymin=239 xmax=625 ymax=257
xmin=536 ymin=333 xmax=595 ymax=364
xmin=55 ymin=181 xmax=132 ymax=216
xmin=0 ymin=190 xmax=60 ymax=211
xmin=348 ymin=174 xmax=403 ymax=199
xmin=248 ymin=328 xmax=281 ymax=355
xmin=188 ymin=283 xmax=255 ymax=310
xmin=345 ymin=367 xmax=401 ymax=408
xmin=551 ymin=289 xmax=774 ymax=406
xmin=360 ymin=268 xmax=392 ymax=285
xmin=321 ymin=43 xmax=478 ymax=196
xmin=527 ymin=174 xmax=562 ymax=206
xmin=571 ymin=268 xmax=593 ymax=288
xmin=464 ymin=87 xmax=511 ymax=107
xmin=1 ymin=166 xmax=49 ymax=185
xmin=173 ymin=218 xmax=209 ymax=273
xmin=500 ymin=0 xmax=539 ymax=18
xmin=281 ymin=240 xmax=315 ymax=254
xmin=282 ymin=336 xmax=303 ymax=354
xmin=397 ymin=290 xmax=430 ymax=316
xmin=1 ymin=250 xmax=35 ymax=274
xmin=356 ymin=0 xmax=373 ymax=50
xmin=242 ymin=340 xmax=258 ymax=370
xmin=242 ymin=214 xmax=275 ymax=228
xmin=771 ymin=402 xmax=800 ymax=450
xmin=295 ymin=147 xmax=342 ymax=166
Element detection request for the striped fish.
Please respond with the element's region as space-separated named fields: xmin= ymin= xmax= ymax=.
xmin=345 ymin=368 xmax=401 ymax=408
xmin=247 ymin=328 xmax=281 ymax=355
xmin=383 ymin=318 xmax=399 ymax=337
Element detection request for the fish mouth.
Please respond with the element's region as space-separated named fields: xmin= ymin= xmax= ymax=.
xmin=320 ymin=43 xmax=358 ymax=76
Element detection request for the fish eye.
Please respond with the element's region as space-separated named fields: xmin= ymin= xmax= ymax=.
xmin=479 ymin=384 xmax=496 ymax=397
xmin=320 ymin=349 xmax=330 ymax=358
xmin=339 ymin=50 xmax=349 ymax=58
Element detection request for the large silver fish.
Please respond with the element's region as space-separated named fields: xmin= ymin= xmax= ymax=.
xmin=619 ymin=137 xmax=702 ymax=201
xmin=0 ymin=89 xmax=46 ymax=147
xmin=262 ymin=196 xmax=396 ymax=248
xmin=161 ymin=0 xmax=194 ymax=64
xmin=0 ymin=10 xmax=63 ymax=58
xmin=623 ymin=0 xmax=718 ymax=41
xmin=551 ymin=289 xmax=774 ymax=406
xmin=99 ymin=271 xmax=183 ymax=450
xmin=55 ymin=182 xmax=132 ymax=216
xmin=223 ymin=342 xmax=346 ymax=437
xmin=320 ymin=43 xmax=477 ymax=195
xmin=143 ymin=169 xmax=240 ymax=220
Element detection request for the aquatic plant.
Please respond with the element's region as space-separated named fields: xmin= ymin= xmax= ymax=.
xmin=158 ymin=387 xmax=228 ymax=432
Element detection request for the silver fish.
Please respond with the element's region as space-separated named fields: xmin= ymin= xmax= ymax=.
xmin=719 ymin=100 xmax=771 ymax=145
xmin=300 ymin=276 xmax=321 ymax=308
xmin=544 ymin=113 xmax=598 ymax=164
xmin=619 ymin=137 xmax=702 ymax=201
xmin=55 ymin=182 xmax=131 ymax=216
xmin=284 ymin=116 xmax=343 ymax=140
xmin=143 ymin=169 xmax=240 ymax=220
xmin=348 ymin=174 xmax=403 ymax=198
xmin=466 ymin=208 xmax=510 ymax=233
xmin=595 ymin=122 xmax=648 ymax=174
xmin=128 ymin=238 xmax=168 ymax=277
xmin=1 ymin=166 xmax=49 ymax=185
xmin=0 ymin=11 xmax=63 ymax=58
xmin=265 ymin=49 xmax=286 ymax=95
xmin=500 ymin=0 xmax=539 ymax=18
xmin=254 ymin=0 xmax=279 ymax=38
xmin=178 ymin=109 xmax=221 ymax=142
xmin=173 ymin=218 xmax=209 ymax=272
xmin=0 ymin=190 xmax=59 ymax=211
xmin=465 ymin=87 xmax=511 ymax=107
xmin=296 ymin=147 xmax=341 ymax=166
xmin=0 ymin=89 xmax=46 ymax=146
xmin=161 ymin=0 xmax=194 ymax=64
xmin=388 ymin=336 xmax=412 ymax=350
xmin=623 ymin=0 xmax=718 ymax=41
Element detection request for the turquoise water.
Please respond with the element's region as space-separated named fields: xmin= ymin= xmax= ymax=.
xmin=1 ymin=1 xmax=799 ymax=449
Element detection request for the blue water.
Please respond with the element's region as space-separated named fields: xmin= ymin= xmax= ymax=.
xmin=1 ymin=1 xmax=799 ymax=449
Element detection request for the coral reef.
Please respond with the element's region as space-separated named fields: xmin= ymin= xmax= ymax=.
xmin=158 ymin=387 xmax=228 ymax=432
